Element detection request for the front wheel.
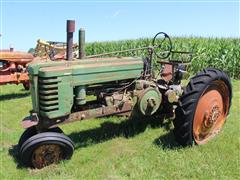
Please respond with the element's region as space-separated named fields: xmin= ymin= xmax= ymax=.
xmin=18 ymin=126 xmax=63 ymax=150
xmin=19 ymin=132 xmax=74 ymax=169
xmin=173 ymin=68 xmax=232 ymax=146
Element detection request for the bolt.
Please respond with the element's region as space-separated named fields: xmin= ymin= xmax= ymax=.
xmin=81 ymin=114 xmax=85 ymax=120
xmin=147 ymin=98 xmax=156 ymax=108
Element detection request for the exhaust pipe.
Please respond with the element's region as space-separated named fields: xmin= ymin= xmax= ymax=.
xmin=66 ymin=20 xmax=75 ymax=60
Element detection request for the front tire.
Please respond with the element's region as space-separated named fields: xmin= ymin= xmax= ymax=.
xmin=19 ymin=132 xmax=74 ymax=169
xmin=18 ymin=126 xmax=37 ymax=149
xmin=18 ymin=126 xmax=63 ymax=150
xmin=173 ymin=68 xmax=232 ymax=146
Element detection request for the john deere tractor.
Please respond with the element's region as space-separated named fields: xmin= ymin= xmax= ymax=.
xmin=17 ymin=20 xmax=232 ymax=169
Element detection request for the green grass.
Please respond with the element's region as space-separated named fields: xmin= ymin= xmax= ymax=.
xmin=0 ymin=80 xmax=240 ymax=179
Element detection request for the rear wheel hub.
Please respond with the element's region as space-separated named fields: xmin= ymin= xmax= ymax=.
xmin=193 ymin=81 xmax=230 ymax=144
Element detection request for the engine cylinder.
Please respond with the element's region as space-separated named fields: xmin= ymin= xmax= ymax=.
xmin=75 ymin=85 xmax=86 ymax=105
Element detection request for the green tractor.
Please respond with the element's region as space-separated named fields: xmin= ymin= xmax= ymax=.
xmin=18 ymin=20 xmax=232 ymax=169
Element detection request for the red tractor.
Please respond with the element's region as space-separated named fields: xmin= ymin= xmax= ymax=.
xmin=0 ymin=40 xmax=75 ymax=90
xmin=0 ymin=49 xmax=34 ymax=90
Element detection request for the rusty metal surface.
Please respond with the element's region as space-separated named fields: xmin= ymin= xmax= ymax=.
xmin=66 ymin=20 xmax=75 ymax=60
xmin=32 ymin=144 xmax=63 ymax=169
xmin=47 ymin=101 xmax=133 ymax=128
xmin=66 ymin=20 xmax=75 ymax=33
xmin=0 ymin=72 xmax=29 ymax=84
xmin=69 ymin=101 xmax=132 ymax=121
xmin=21 ymin=114 xmax=39 ymax=129
xmin=21 ymin=96 xmax=133 ymax=129
xmin=0 ymin=50 xmax=33 ymax=64
xmin=21 ymin=118 xmax=38 ymax=129
xmin=193 ymin=80 xmax=230 ymax=145
xmin=161 ymin=64 xmax=173 ymax=81
xmin=0 ymin=50 xmax=33 ymax=86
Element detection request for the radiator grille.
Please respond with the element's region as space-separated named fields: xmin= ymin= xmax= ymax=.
xmin=38 ymin=77 xmax=60 ymax=112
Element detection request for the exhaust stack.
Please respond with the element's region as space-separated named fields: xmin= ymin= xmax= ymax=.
xmin=66 ymin=20 xmax=75 ymax=60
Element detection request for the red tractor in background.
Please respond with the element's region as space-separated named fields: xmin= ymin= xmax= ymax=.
xmin=0 ymin=40 xmax=71 ymax=90
xmin=0 ymin=49 xmax=34 ymax=90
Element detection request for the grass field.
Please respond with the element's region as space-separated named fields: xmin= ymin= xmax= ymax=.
xmin=0 ymin=80 xmax=239 ymax=179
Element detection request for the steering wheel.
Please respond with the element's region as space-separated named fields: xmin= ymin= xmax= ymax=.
xmin=152 ymin=32 xmax=172 ymax=59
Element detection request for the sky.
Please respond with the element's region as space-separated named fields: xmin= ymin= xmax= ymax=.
xmin=0 ymin=0 xmax=239 ymax=51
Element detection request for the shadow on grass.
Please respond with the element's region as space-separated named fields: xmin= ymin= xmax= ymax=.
xmin=8 ymin=145 xmax=25 ymax=169
xmin=0 ymin=91 xmax=30 ymax=101
xmin=8 ymin=116 xmax=180 ymax=168
xmin=153 ymin=130 xmax=180 ymax=150
xmin=68 ymin=115 xmax=177 ymax=149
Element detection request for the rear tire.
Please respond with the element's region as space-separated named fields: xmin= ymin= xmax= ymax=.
xmin=173 ymin=68 xmax=232 ymax=146
xmin=19 ymin=132 xmax=74 ymax=169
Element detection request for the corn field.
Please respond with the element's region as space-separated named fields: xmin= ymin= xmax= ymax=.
xmin=85 ymin=37 xmax=240 ymax=79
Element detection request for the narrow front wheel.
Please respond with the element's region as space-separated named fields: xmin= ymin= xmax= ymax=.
xmin=19 ymin=132 xmax=74 ymax=169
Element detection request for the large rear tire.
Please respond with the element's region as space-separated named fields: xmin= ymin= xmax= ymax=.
xmin=173 ymin=68 xmax=232 ymax=146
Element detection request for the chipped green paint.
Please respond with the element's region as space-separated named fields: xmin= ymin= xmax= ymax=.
xmin=138 ymin=87 xmax=162 ymax=115
xmin=28 ymin=57 xmax=143 ymax=119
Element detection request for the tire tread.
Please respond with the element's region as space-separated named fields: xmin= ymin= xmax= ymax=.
xmin=173 ymin=68 xmax=232 ymax=146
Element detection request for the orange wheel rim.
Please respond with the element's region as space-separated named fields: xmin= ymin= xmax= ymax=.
xmin=193 ymin=80 xmax=230 ymax=144
xmin=32 ymin=144 xmax=63 ymax=169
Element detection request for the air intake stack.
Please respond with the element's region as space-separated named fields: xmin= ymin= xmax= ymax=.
xmin=79 ymin=28 xmax=85 ymax=59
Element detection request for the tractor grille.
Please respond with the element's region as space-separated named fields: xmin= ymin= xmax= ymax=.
xmin=38 ymin=77 xmax=60 ymax=113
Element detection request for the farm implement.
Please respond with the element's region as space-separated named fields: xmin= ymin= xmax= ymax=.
xmin=34 ymin=39 xmax=78 ymax=60
xmin=18 ymin=20 xmax=232 ymax=169
xmin=0 ymin=49 xmax=34 ymax=89
xmin=0 ymin=39 xmax=76 ymax=90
